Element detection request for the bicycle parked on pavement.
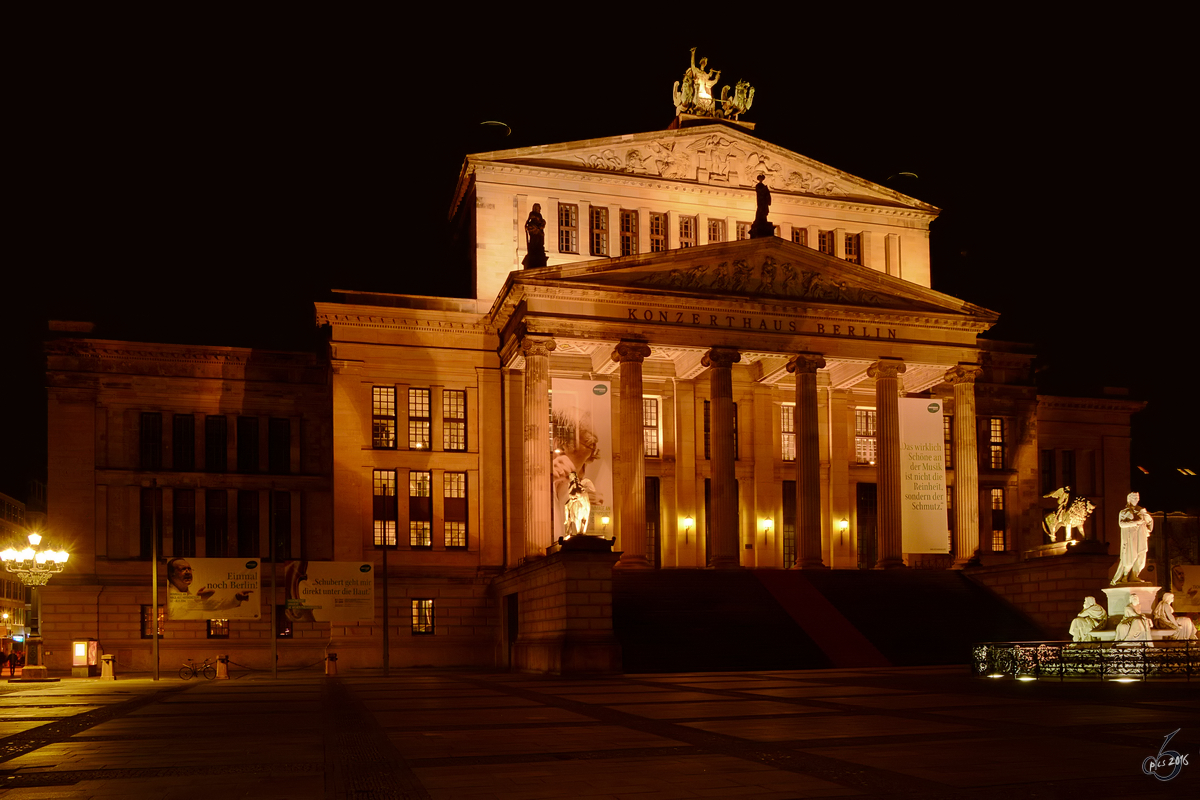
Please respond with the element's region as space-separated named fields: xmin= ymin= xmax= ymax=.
xmin=179 ymin=658 xmax=217 ymax=680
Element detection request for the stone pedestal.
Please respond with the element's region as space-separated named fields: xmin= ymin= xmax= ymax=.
xmin=1102 ymin=583 xmax=1159 ymax=618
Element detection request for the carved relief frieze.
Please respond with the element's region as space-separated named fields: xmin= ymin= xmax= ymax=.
xmin=631 ymin=256 xmax=889 ymax=306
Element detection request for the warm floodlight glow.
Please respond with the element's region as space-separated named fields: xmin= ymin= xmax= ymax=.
xmin=987 ymin=673 xmax=1005 ymax=678
xmin=2 ymin=530 xmax=71 ymax=586
xmin=1112 ymin=678 xmax=1139 ymax=683
xmin=1017 ymin=676 xmax=1036 ymax=682
xmin=683 ymin=516 xmax=694 ymax=544
xmin=27 ymin=533 xmax=41 ymax=546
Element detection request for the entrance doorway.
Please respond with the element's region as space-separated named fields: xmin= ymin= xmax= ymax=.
xmin=856 ymin=483 xmax=877 ymax=569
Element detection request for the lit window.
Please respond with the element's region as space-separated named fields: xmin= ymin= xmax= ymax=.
xmin=207 ymin=619 xmax=229 ymax=639
xmin=409 ymin=389 xmax=430 ymax=449
xmin=558 ymin=203 xmax=578 ymax=253
xmin=944 ymin=414 xmax=953 ymax=469
xmin=782 ymin=479 xmax=796 ymax=567
xmin=649 ymin=212 xmax=666 ymax=252
xmin=989 ymin=418 xmax=1005 ymax=469
xmin=679 ymin=215 xmax=697 ymax=248
xmin=782 ymin=404 xmax=795 ymax=462
xmin=643 ymin=397 xmax=660 ymax=458
xmin=372 ymin=387 xmax=396 ymax=449
xmin=991 ymin=488 xmax=1006 ymax=551
xmin=409 ymin=471 xmax=432 ymax=547
xmin=736 ymin=222 xmax=751 ymax=240
xmin=844 ymin=233 xmax=862 ymax=264
xmin=818 ymin=230 xmax=834 ymax=255
xmin=619 ymin=210 xmax=638 ymax=256
xmin=412 ymin=599 xmax=434 ymax=634
xmin=855 ymin=409 xmax=877 ymax=465
xmin=708 ymin=218 xmax=726 ymax=243
xmin=791 ymin=227 xmax=808 ymax=247
xmin=444 ymin=472 xmax=467 ymax=548
xmin=443 ymin=389 xmax=466 ymax=452
xmin=141 ymin=605 xmax=164 ymax=638
xmin=590 ymin=207 xmax=608 ymax=256
xmin=373 ymin=469 xmax=397 ymax=547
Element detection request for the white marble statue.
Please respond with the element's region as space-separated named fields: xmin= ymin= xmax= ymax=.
xmin=1114 ymin=595 xmax=1153 ymax=641
xmin=1153 ymin=593 xmax=1197 ymax=640
xmin=1069 ymin=596 xmax=1108 ymax=642
xmin=1111 ymin=491 xmax=1154 ymax=585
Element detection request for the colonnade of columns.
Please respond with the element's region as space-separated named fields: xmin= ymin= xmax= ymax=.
xmin=519 ymin=334 xmax=981 ymax=570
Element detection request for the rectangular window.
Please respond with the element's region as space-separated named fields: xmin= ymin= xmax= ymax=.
xmin=679 ymin=215 xmax=697 ymax=248
xmin=643 ymin=397 xmax=660 ymax=458
xmin=205 ymin=490 xmax=228 ymax=557
xmin=173 ymin=489 xmax=196 ymax=558
xmin=237 ymin=489 xmax=259 ymax=557
xmin=409 ymin=470 xmax=432 ymax=547
xmin=372 ymin=387 xmax=396 ymax=449
xmin=844 ymin=232 xmax=862 ymax=264
xmin=444 ymin=472 xmax=467 ymax=548
xmin=855 ymin=409 xmax=877 ymax=465
xmin=1062 ymin=449 xmax=1076 ymax=490
xmin=373 ymin=470 xmax=397 ymax=547
xmin=268 ymin=418 xmax=290 ymax=474
xmin=991 ymin=488 xmax=1007 ymax=551
xmin=590 ymin=207 xmax=608 ymax=256
xmin=140 ymin=412 xmax=162 ymax=470
xmin=412 ymin=599 xmax=434 ymax=634
xmin=173 ymin=414 xmax=195 ymax=471
xmin=708 ymin=218 xmax=726 ymax=243
xmin=702 ymin=400 xmax=738 ymax=460
xmin=205 ymin=415 xmax=227 ymax=472
xmin=818 ymin=230 xmax=834 ymax=255
xmin=782 ymin=404 xmax=796 ymax=462
xmin=409 ymin=389 xmax=431 ymax=449
xmin=944 ymin=414 xmax=953 ymax=469
xmin=646 ymin=476 xmax=660 ymax=569
xmin=989 ymin=418 xmax=1005 ymax=469
xmin=783 ymin=479 xmax=797 ymax=568
xmin=141 ymin=605 xmax=164 ymax=638
xmin=236 ymin=416 xmax=259 ymax=474
xmin=619 ymin=210 xmax=638 ymax=256
xmin=736 ymin=222 xmax=751 ymax=240
xmin=443 ymin=389 xmax=466 ymax=452
xmin=791 ymin=227 xmax=808 ymax=247
xmin=649 ymin=212 xmax=666 ymax=252
xmin=1040 ymin=449 xmax=1055 ymax=494
xmin=140 ymin=487 xmax=163 ymax=559
xmin=207 ymin=619 xmax=229 ymax=639
xmin=272 ymin=490 xmax=291 ymax=561
xmin=558 ymin=202 xmax=578 ymax=253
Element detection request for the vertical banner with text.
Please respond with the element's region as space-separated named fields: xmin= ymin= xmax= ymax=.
xmin=899 ymin=398 xmax=949 ymax=553
xmin=549 ymin=378 xmax=613 ymax=539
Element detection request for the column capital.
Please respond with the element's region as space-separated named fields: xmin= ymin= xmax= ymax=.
xmin=520 ymin=336 xmax=557 ymax=359
xmin=867 ymin=357 xmax=906 ymax=380
xmin=786 ymin=353 xmax=827 ymax=375
xmin=701 ymin=347 xmax=741 ymax=369
xmin=944 ymin=363 xmax=983 ymax=385
xmin=611 ymin=342 xmax=652 ymax=364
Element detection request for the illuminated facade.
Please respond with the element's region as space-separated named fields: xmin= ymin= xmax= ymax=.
xmin=43 ymin=121 xmax=1142 ymax=671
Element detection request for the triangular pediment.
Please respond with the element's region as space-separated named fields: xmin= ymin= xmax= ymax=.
xmin=464 ymin=125 xmax=935 ymax=212
xmin=515 ymin=238 xmax=995 ymax=320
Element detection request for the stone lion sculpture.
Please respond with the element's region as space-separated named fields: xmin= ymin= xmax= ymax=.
xmin=1042 ymin=487 xmax=1095 ymax=542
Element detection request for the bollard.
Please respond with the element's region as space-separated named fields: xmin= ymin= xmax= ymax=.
xmin=325 ymin=652 xmax=338 ymax=677
xmin=100 ymin=654 xmax=116 ymax=681
xmin=216 ymin=655 xmax=230 ymax=680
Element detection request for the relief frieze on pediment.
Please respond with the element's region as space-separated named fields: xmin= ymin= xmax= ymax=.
xmin=630 ymin=256 xmax=895 ymax=308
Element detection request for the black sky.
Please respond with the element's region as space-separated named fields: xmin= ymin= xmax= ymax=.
xmin=4 ymin=21 xmax=1195 ymax=504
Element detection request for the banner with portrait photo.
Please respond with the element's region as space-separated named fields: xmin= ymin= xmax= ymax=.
xmin=284 ymin=561 xmax=374 ymax=623
xmin=166 ymin=557 xmax=260 ymax=620
xmin=550 ymin=378 xmax=613 ymax=539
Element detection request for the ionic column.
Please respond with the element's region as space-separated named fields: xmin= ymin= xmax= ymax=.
xmin=521 ymin=336 xmax=556 ymax=560
xmin=946 ymin=363 xmax=983 ymax=568
xmin=787 ymin=353 xmax=827 ymax=569
xmin=868 ymin=357 xmax=906 ymax=569
xmin=613 ymin=342 xmax=652 ymax=569
xmin=703 ymin=347 xmax=741 ymax=568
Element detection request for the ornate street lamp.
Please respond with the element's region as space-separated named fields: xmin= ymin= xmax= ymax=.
xmin=1 ymin=531 xmax=70 ymax=678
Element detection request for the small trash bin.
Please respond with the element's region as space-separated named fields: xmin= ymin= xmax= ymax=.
xmin=100 ymin=654 xmax=116 ymax=681
xmin=216 ymin=655 xmax=230 ymax=680
xmin=325 ymin=653 xmax=338 ymax=677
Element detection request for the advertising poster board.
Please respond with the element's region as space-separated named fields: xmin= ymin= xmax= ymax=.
xmin=1170 ymin=565 xmax=1200 ymax=612
xmin=166 ymin=557 xmax=260 ymax=620
xmin=549 ymin=378 xmax=613 ymax=539
xmin=284 ymin=561 xmax=374 ymax=623
xmin=898 ymin=397 xmax=950 ymax=554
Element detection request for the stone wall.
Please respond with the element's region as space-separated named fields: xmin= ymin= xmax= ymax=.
xmin=965 ymin=552 xmax=1115 ymax=639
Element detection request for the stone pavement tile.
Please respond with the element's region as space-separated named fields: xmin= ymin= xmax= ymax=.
xmin=743 ymin=685 xmax=911 ymax=698
xmin=0 ymin=706 xmax=103 ymax=720
xmin=415 ymin=754 xmax=860 ymax=800
xmin=822 ymin=692 xmax=1040 ymax=710
xmin=530 ymin=684 xmax=667 ymax=696
xmin=558 ymin=691 xmax=731 ymax=704
xmin=372 ymin=705 xmax=594 ymax=727
xmin=386 ymin=724 xmax=684 ymax=759
xmin=611 ymin=699 xmax=834 ymax=719
xmin=362 ymin=695 xmax=541 ymax=710
xmin=656 ymin=679 xmax=814 ymax=690
xmin=934 ymin=702 xmax=1185 ymax=727
xmin=681 ymin=713 xmax=981 ymax=742
xmin=802 ymin=733 xmax=1171 ymax=790
xmin=0 ymin=721 xmax=47 ymax=737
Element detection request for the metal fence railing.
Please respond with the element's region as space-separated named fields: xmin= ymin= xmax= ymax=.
xmin=972 ymin=640 xmax=1199 ymax=681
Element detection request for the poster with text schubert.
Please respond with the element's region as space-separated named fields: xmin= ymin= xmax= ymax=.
xmin=284 ymin=561 xmax=374 ymax=623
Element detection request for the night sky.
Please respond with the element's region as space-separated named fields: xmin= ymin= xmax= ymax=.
xmin=5 ymin=24 xmax=1194 ymax=508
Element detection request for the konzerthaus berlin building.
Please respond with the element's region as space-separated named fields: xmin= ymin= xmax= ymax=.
xmin=44 ymin=105 xmax=1142 ymax=673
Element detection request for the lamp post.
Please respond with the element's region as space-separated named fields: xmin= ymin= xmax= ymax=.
xmin=1 ymin=531 xmax=70 ymax=679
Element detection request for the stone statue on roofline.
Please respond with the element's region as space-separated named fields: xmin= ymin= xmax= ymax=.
xmin=522 ymin=203 xmax=547 ymax=269
xmin=1111 ymin=491 xmax=1154 ymax=585
xmin=671 ymin=48 xmax=755 ymax=121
